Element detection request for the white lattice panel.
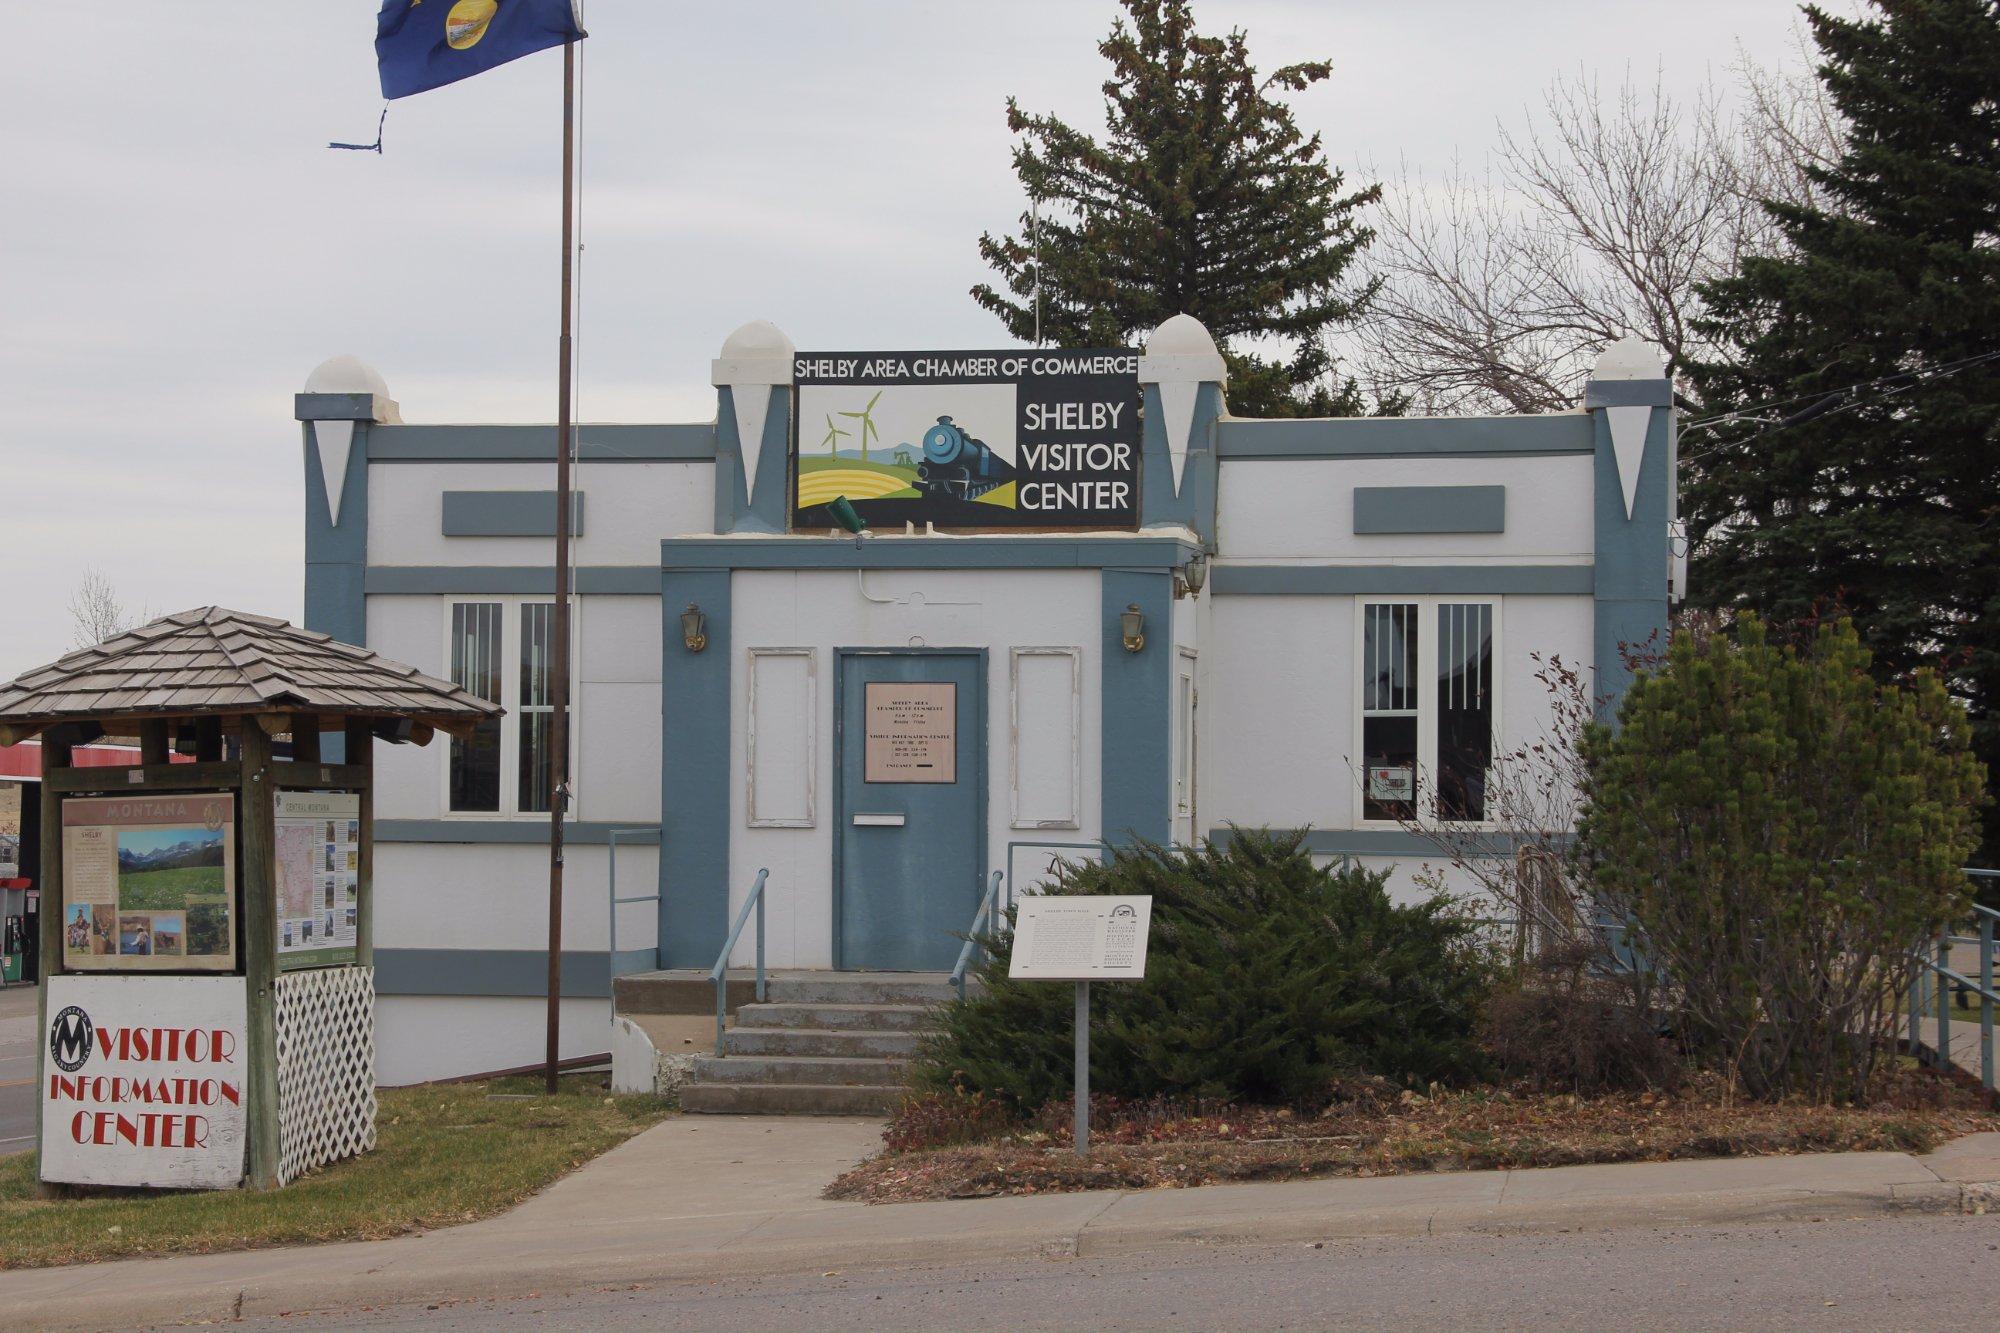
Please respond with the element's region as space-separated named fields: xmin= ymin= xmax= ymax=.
xmin=273 ymin=966 xmax=378 ymax=1185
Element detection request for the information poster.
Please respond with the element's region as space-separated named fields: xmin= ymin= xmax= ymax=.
xmin=1008 ymin=895 xmax=1153 ymax=981
xmin=61 ymin=794 xmax=236 ymax=972
xmin=0 ymin=781 xmax=20 ymax=879
xmin=274 ymin=791 xmax=360 ymax=969
xmin=40 ymin=974 xmax=248 ymax=1189
xmin=793 ymin=348 xmax=1140 ymax=531
xmin=863 ymin=682 xmax=956 ymax=783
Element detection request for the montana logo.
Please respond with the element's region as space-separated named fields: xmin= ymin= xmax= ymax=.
xmin=49 ymin=1005 xmax=94 ymax=1073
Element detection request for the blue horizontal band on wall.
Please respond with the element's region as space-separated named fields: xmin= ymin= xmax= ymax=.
xmin=375 ymin=947 xmax=657 ymax=998
xmin=442 ymin=490 xmax=586 ymax=538
xmin=661 ymin=535 xmax=1200 ymax=571
xmin=1582 ymin=378 xmax=1674 ymax=409
xmin=1207 ymin=827 xmax=1567 ymax=858
xmin=1216 ymin=413 xmax=1592 ymax=460
xmin=369 ymin=423 xmax=716 ymax=462
xmin=377 ymin=820 xmax=661 ymax=845
xmin=1353 ymin=486 xmax=1505 ymax=535
xmin=295 ymin=391 xmax=385 ymax=422
xmin=1210 ymin=564 xmax=1593 ymax=596
xmin=366 ymin=566 xmax=659 ymax=595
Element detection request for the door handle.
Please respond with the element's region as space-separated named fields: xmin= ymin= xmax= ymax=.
xmin=852 ymin=812 xmax=907 ymax=827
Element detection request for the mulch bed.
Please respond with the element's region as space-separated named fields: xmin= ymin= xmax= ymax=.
xmin=825 ymin=1069 xmax=1999 ymax=1204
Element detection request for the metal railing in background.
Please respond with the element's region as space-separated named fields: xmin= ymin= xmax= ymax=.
xmin=1004 ymin=839 xmax=1107 ymax=914
xmin=1907 ymin=869 xmax=1998 ymax=1096
xmin=950 ymin=870 xmax=1006 ymax=1002
xmin=710 ymin=868 xmax=769 ymax=1054
xmin=604 ymin=826 xmax=662 ymax=985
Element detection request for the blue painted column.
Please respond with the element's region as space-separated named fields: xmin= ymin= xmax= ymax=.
xmin=659 ymin=565 xmax=732 ymax=967
xmin=1136 ymin=315 xmax=1227 ymax=545
xmin=1584 ymin=338 xmax=1675 ymax=717
xmin=710 ymin=321 xmax=795 ymax=534
xmin=1100 ymin=568 xmax=1175 ymax=846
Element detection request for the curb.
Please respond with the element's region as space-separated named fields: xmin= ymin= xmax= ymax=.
xmin=4 ymin=1174 xmax=1990 ymax=1330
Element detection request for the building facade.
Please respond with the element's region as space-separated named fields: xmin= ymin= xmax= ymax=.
xmin=293 ymin=317 xmax=1678 ymax=1084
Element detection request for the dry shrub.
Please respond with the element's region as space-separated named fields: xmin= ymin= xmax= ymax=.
xmin=882 ymin=1088 xmax=1019 ymax=1153
xmin=1480 ymin=945 xmax=1682 ymax=1095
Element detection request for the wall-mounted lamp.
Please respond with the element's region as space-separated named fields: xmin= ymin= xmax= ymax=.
xmin=1174 ymin=551 xmax=1209 ymax=600
xmin=680 ymin=602 xmax=708 ymax=653
xmin=1120 ymin=603 xmax=1146 ymax=653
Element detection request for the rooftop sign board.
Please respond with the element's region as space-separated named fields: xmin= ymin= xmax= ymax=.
xmin=792 ymin=349 xmax=1140 ymax=532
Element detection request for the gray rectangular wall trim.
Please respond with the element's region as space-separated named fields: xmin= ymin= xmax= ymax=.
xmin=442 ymin=491 xmax=586 ymax=538
xmin=1217 ymin=413 xmax=1592 ymax=459
xmin=661 ymin=535 xmax=1199 ymax=572
xmin=366 ymin=566 xmax=659 ymax=595
xmin=1210 ymin=564 xmax=1592 ymax=596
xmin=376 ymin=821 xmax=660 ymax=845
xmin=1206 ymin=827 xmax=1550 ymax=858
xmin=375 ymin=947 xmax=657 ymax=998
xmin=1353 ymin=486 xmax=1505 ymax=535
xmin=369 ymin=422 xmax=716 ymax=462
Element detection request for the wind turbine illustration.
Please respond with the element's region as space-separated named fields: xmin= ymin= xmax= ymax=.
xmin=820 ymin=413 xmax=850 ymax=457
xmin=839 ymin=390 xmax=883 ymax=463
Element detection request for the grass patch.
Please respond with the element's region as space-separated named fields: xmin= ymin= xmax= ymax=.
xmin=0 ymin=1075 xmax=673 ymax=1269
xmin=118 ymin=865 xmax=224 ymax=908
xmin=827 ymin=1068 xmax=1999 ymax=1203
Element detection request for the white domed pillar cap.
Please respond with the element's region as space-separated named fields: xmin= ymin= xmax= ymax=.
xmin=299 ymin=356 xmax=397 ymax=528
xmin=1592 ymin=335 xmax=1665 ymax=382
xmin=1138 ymin=314 xmax=1226 ymax=494
xmin=711 ymin=321 xmax=796 ymax=506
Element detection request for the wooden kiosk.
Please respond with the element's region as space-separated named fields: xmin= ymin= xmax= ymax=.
xmin=0 ymin=608 xmax=499 ymax=1191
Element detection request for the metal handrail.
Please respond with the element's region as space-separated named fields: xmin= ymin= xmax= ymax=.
xmin=710 ymin=869 xmax=769 ymax=1055
xmin=605 ymin=826 xmax=662 ymax=986
xmin=1906 ymin=870 xmax=1997 ymax=1096
xmin=1004 ymin=839 xmax=1107 ymax=914
xmin=950 ymin=870 xmax=1005 ymax=1002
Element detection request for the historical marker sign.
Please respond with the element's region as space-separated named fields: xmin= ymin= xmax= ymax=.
xmin=792 ymin=349 xmax=1140 ymax=531
xmin=1009 ymin=895 xmax=1153 ymax=981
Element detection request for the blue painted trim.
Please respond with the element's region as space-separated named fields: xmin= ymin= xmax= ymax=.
xmin=1211 ymin=564 xmax=1593 ymax=596
xmin=1583 ymin=379 xmax=1674 ymax=409
xmin=375 ymin=947 xmax=655 ymax=998
xmin=1353 ymin=486 xmax=1506 ymax=535
xmin=1137 ymin=381 xmax=1223 ymax=543
xmin=1216 ymin=413 xmax=1592 ymax=460
xmin=377 ymin=821 xmax=659 ymax=845
xmin=661 ymin=535 xmax=1199 ymax=572
xmin=365 ymin=566 xmax=659 ymax=595
xmin=1591 ymin=403 xmax=1672 ymax=715
xmin=1207 ymin=827 xmax=1557 ymax=858
xmin=302 ymin=420 xmax=369 ymax=757
xmin=367 ymin=422 xmax=716 ymax=462
xmin=1101 ymin=569 xmax=1174 ymax=846
xmin=441 ymin=491 xmax=586 ymax=538
xmin=295 ymin=392 xmax=384 ymax=422
xmin=659 ymin=568 xmax=731 ymax=968
xmin=712 ymin=385 xmax=792 ymax=533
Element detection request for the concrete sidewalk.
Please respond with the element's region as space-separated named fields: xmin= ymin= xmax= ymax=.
xmin=3 ymin=1119 xmax=1998 ymax=1331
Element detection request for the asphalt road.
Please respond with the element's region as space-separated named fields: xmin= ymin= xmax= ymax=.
xmin=232 ymin=1213 xmax=2000 ymax=1331
xmin=0 ymin=983 xmax=36 ymax=1157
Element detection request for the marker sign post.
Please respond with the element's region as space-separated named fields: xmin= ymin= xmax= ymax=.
xmin=1008 ymin=895 xmax=1152 ymax=1154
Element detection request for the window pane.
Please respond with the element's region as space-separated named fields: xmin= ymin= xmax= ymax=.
xmin=1362 ymin=604 xmax=1418 ymax=820
xmin=1436 ymin=603 xmax=1493 ymax=820
xmin=449 ymin=602 xmax=501 ymax=812
xmin=518 ymin=603 xmax=554 ymax=814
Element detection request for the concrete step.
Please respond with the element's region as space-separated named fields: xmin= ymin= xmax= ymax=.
xmin=721 ymin=1026 xmax=930 ymax=1059
xmin=690 ymin=1055 xmax=909 ymax=1087
xmin=734 ymin=1001 xmax=939 ymax=1032
xmin=678 ymin=1081 xmax=907 ymax=1116
xmin=763 ymin=973 xmax=957 ymax=1006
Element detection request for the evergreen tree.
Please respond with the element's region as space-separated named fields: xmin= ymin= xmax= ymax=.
xmin=971 ymin=0 xmax=1388 ymax=417
xmin=1689 ymin=0 xmax=2000 ymax=858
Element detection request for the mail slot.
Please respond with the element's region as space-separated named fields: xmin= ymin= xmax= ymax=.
xmin=851 ymin=812 xmax=907 ymax=827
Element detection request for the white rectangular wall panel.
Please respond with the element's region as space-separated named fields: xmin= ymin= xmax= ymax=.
xmin=1011 ymin=647 xmax=1081 ymax=828
xmin=748 ymin=649 xmax=816 ymax=828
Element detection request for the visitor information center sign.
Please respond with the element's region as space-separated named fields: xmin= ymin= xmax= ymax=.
xmin=41 ymin=974 xmax=249 ymax=1189
xmin=792 ymin=349 xmax=1140 ymax=531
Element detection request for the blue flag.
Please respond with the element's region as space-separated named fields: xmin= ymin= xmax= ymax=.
xmin=376 ymin=0 xmax=584 ymax=100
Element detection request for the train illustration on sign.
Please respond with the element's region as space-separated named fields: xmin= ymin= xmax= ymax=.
xmin=914 ymin=416 xmax=1014 ymax=501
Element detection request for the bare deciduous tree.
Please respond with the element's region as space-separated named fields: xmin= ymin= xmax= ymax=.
xmin=1349 ymin=43 xmax=1844 ymax=416
xmin=67 ymin=568 xmax=146 ymax=650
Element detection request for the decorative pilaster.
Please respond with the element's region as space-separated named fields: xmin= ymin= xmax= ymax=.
xmin=711 ymin=321 xmax=795 ymax=533
xmin=1136 ymin=314 xmax=1227 ymax=544
xmin=1584 ymin=337 xmax=1675 ymax=716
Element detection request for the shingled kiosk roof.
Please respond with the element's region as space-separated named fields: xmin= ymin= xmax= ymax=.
xmin=0 ymin=606 xmax=500 ymax=745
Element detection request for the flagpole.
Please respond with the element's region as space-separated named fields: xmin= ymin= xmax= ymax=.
xmin=545 ymin=35 xmax=577 ymax=1095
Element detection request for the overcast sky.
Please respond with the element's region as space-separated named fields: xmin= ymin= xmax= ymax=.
xmin=0 ymin=0 xmax=1822 ymax=678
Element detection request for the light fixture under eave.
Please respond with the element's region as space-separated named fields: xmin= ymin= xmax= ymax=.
xmin=1120 ymin=603 xmax=1146 ymax=653
xmin=681 ymin=603 xmax=708 ymax=653
xmin=1174 ymin=551 xmax=1209 ymax=599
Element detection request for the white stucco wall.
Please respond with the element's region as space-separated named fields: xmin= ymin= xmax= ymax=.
xmin=724 ymin=567 xmax=1104 ymax=968
xmin=372 ymin=842 xmax=657 ymax=954
xmin=375 ymin=995 xmax=610 ymax=1085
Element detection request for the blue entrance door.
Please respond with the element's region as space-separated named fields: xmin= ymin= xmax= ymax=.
xmin=836 ymin=651 xmax=984 ymax=971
